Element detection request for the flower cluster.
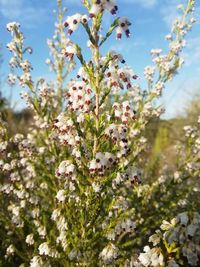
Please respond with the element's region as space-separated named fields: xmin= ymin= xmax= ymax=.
xmin=116 ymin=17 xmax=131 ymax=39
xmin=89 ymin=152 xmax=116 ymax=176
xmin=99 ymin=243 xmax=119 ymax=264
xmin=6 ymin=22 xmax=33 ymax=87
xmin=138 ymin=212 xmax=200 ymax=266
xmin=46 ymin=2 xmax=75 ymax=93
xmin=139 ymin=246 xmax=164 ymax=267
xmin=113 ymin=101 xmax=136 ymax=123
xmin=89 ymin=0 xmax=118 ymax=17
xmin=56 ymin=160 xmax=76 ymax=179
xmin=105 ymin=124 xmax=130 ymax=158
xmin=53 ymin=112 xmax=81 ymax=148
xmin=62 ymin=42 xmax=77 ymax=61
xmin=6 ymin=21 xmax=20 ymax=32
xmin=107 ymin=218 xmax=136 ymax=240
xmin=64 ymin=13 xmax=88 ymax=34
xmin=38 ymin=242 xmax=59 ymax=258
xmin=65 ymin=80 xmax=92 ymax=112
xmin=112 ymin=168 xmax=142 ymax=189
xmin=106 ymin=64 xmax=137 ymax=91
xmin=63 ymin=2 xmax=131 ymax=41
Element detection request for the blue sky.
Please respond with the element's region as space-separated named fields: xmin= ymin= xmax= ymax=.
xmin=0 ymin=0 xmax=200 ymax=118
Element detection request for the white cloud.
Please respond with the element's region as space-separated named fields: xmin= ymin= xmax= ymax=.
xmin=161 ymin=0 xmax=199 ymax=28
xmin=109 ymin=38 xmax=145 ymax=53
xmin=123 ymin=0 xmax=157 ymax=8
xmin=110 ymin=42 xmax=133 ymax=53
xmin=0 ymin=0 xmax=23 ymax=18
xmin=183 ymin=37 xmax=200 ymax=66
xmin=0 ymin=0 xmax=50 ymax=28
xmin=161 ymin=0 xmax=182 ymax=28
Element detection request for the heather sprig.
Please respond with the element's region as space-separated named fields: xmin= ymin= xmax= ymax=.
xmin=0 ymin=0 xmax=199 ymax=266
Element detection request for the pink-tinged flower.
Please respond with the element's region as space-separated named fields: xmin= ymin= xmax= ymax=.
xmin=116 ymin=17 xmax=131 ymax=39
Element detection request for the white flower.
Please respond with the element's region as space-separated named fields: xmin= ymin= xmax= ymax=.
xmin=0 ymin=141 xmax=8 ymax=152
xmin=51 ymin=209 xmax=61 ymax=221
xmin=9 ymin=57 xmax=18 ymax=67
xmin=64 ymin=13 xmax=82 ymax=34
xmin=150 ymin=49 xmax=162 ymax=56
xmin=6 ymin=244 xmax=15 ymax=256
xmin=38 ymin=242 xmax=58 ymax=258
xmin=56 ymin=160 xmax=76 ymax=178
xmin=56 ymin=190 xmax=66 ymax=202
xmin=165 ymin=34 xmax=173 ymax=41
xmin=149 ymin=230 xmax=161 ymax=246
xmin=116 ymin=17 xmax=131 ymax=39
xmin=190 ymin=17 xmax=196 ymax=24
xmin=152 ymin=81 xmax=164 ymax=96
xmin=38 ymin=242 xmax=51 ymax=256
xmin=160 ymin=220 xmax=173 ymax=231
xmin=151 ymin=250 xmax=164 ymax=266
xmin=30 ymin=256 xmax=47 ymax=267
xmin=138 ymin=246 xmax=151 ymax=266
xmin=174 ymin=171 xmax=181 ymax=182
xmin=20 ymin=60 xmax=32 ymax=72
xmin=6 ymin=22 xmax=20 ymax=32
xmin=26 ymin=234 xmax=34 ymax=245
xmin=144 ymin=66 xmax=155 ymax=81
xmin=89 ymin=4 xmax=102 ymax=18
xmin=37 ymin=225 xmax=46 ymax=238
xmin=8 ymin=74 xmax=17 ymax=85
xmin=139 ymin=246 xmax=164 ymax=267
xmin=89 ymin=159 xmax=98 ymax=173
xmin=62 ymin=44 xmax=77 ymax=60
xmin=19 ymin=72 xmax=33 ymax=86
xmin=92 ymin=182 xmax=102 ymax=193
xmin=99 ymin=243 xmax=118 ymax=263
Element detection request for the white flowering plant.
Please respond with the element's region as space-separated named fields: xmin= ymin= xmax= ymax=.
xmin=137 ymin=211 xmax=200 ymax=267
xmin=0 ymin=0 xmax=199 ymax=266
